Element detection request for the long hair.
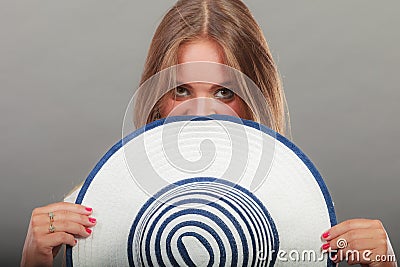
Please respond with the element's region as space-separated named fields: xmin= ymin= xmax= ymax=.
xmin=134 ymin=0 xmax=291 ymax=137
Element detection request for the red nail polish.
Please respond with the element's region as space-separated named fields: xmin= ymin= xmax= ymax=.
xmin=85 ymin=207 xmax=92 ymax=212
xmin=89 ymin=217 xmax=96 ymax=223
xmin=74 ymin=239 xmax=77 ymax=245
xmin=322 ymin=231 xmax=330 ymax=239
xmin=86 ymin=228 xmax=92 ymax=234
xmin=322 ymin=243 xmax=330 ymax=250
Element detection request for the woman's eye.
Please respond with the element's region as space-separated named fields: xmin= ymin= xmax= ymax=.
xmin=214 ymin=88 xmax=234 ymax=99
xmin=174 ymin=86 xmax=190 ymax=97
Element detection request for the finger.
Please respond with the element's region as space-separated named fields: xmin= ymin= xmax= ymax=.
xmin=42 ymin=232 xmax=77 ymax=248
xmin=50 ymin=220 xmax=93 ymax=238
xmin=33 ymin=202 xmax=93 ymax=216
xmin=52 ymin=210 xmax=96 ymax=228
xmin=33 ymin=210 xmax=96 ymax=229
xmin=328 ymin=229 xmax=384 ymax=250
xmin=322 ymin=219 xmax=383 ymax=241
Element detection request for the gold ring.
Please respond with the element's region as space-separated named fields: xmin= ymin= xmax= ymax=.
xmin=49 ymin=212 xmax=54 ymax=222
xmin=49 ymin=223 xmax=55 ymax=233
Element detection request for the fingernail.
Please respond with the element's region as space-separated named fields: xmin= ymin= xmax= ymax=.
xmin=322 ymin=231 xmax=330 ymax=239
xmin=322 ymin=243 xmax=330 ymax=250
xmin=85 ymin=207 xmax=92 ymax=212
xmin=86 ymin=228 xmax=92 ymax=234
xmin=89 ymin=217 xmax=96 ymax=223
xmin=74 ymin=239 xmax=77 ymax=246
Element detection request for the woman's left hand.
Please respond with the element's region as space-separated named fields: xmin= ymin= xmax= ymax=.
xmin=321 ymin=218 xmax=397 ymax=266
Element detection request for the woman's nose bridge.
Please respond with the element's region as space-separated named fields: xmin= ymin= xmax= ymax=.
xmin=191 ymin=97 xmax=217 ymax=115
xmin=171 ymin=97 xmax=217 ymax=115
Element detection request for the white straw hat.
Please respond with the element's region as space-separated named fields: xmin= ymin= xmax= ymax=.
xmin=66 ymin=115 xmax=336 ymax=266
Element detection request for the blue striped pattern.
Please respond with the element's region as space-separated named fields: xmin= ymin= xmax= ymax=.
xmin=128 ymin=177 xmax=279 ymax=267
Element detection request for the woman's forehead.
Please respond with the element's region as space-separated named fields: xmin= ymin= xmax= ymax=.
xmin=178 ymin=39 xmax=225 ymax=64
xmin=176 ymin=39 xmax=233 ymax=85
xmin=176 ymin=62 xmax=231 ymax=86
xmin=176 ymin=67 xmax=231 ymax=86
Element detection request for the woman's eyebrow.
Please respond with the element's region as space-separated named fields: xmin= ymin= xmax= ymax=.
xmin=176 ymin=82 xmax=233 ymax=89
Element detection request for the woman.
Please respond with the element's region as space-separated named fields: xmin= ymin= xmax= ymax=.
xmin=21 ymin=0 xmax=396 ymax=266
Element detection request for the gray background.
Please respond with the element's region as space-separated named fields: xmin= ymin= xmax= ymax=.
xmin=1 ymin=0 xmax=398 ymax=265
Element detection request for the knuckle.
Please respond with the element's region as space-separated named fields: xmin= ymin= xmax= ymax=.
xmin=378 ymin=229 xmax=387 ymax=239
xmin=74 ymin=203 xmax=84 ymax=210
xmin=61 ymin=221 xmax=70 ymax=229
xmin=329 ymin=239 xmax=336 ymax=249
xmin=31 ymin=215 xmax=40 ymax=227
xmin=60 ymin=209 xmax=68 ymax=217
xmin=349 ymin=239 xmax=360 ymax=249
xmin=56 ymin=233 xmax=67 ymax=244
xmin=35 ymin=237 xmax=45 ymax=248
xmin=32 ymin=224 xmax=40 ymax=232
xmin=332 ymin=239 xmax=339 ymax=249
xmin=379 ymin=239 xmax=388 ymax=251
xmin=53 ymin=202 xmax=67 ymax=211
xmin=32 ymin=207 xmax=41 ymax=216
xmin=63 ymin=233 xmax=72 ymax=244
xmin=80 ymin=225 xmax=88 ymax=235
xmin=32 ymin=226 xmax=41 ymax=237
xmin=80 ymin=214 xmax=89 ymax=224
xmin=347 ymin=231 xmax=355 ymax=241
xmin=373 ymin=219 xmax=383 ymax=228
xmin=345 ymin=220 xmax=354 ymax=229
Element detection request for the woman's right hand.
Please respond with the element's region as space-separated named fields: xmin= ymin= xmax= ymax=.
xmin=21 ymin=202 xmax=96 ymax=267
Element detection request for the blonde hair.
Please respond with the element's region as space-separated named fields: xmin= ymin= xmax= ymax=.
xmin=134 ymin=0 xmax=290 ymax=136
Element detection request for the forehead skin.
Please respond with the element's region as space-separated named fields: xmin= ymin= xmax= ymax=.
xmin=178 ymin=39 xmax=225 ymax=64
xmin=177 ymin=39 xmax=228 ymax=85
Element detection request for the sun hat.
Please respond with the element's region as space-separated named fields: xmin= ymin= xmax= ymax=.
xmin=65 ymin=114 xmax=336 ymax=266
